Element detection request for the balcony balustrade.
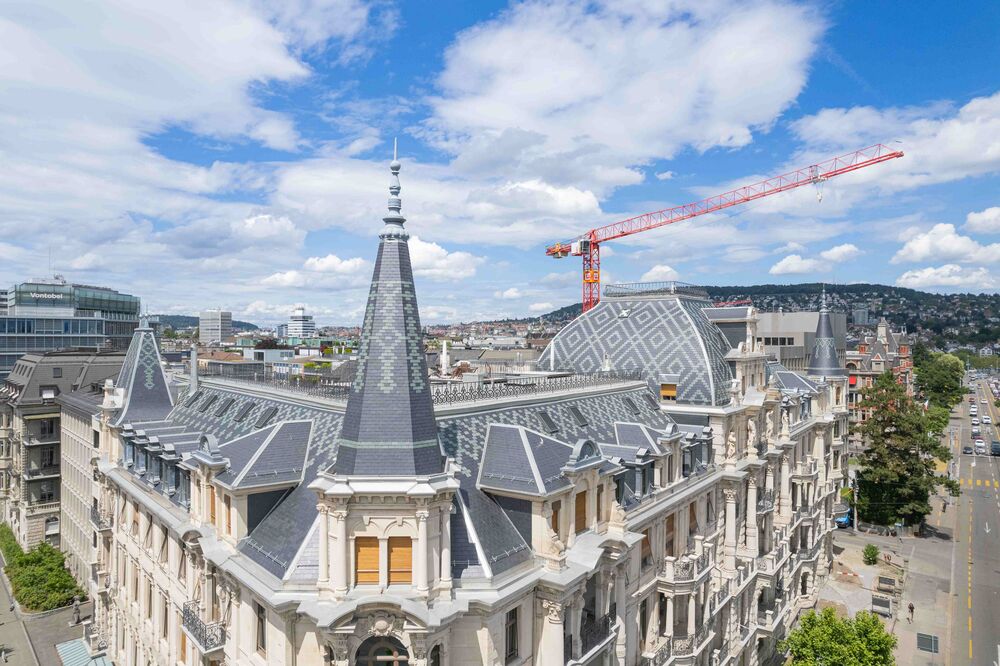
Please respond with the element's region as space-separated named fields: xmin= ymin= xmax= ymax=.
xmin=24 ymin=465 xmax=60 ymax=479
xmin=672 ymin=624 xmax=710 ymax=657
xmin=756 ymin=489 xmax=775 ymax=514
xmin=640 ymin=639 xmax=672 ymax=666
xmin=182 ymin=601 xmax=225 ymax=653
xmin=90 ymin=505 xmax=112 ymax=531
xmin=661 ymin=550 xmax=710 ymax=583
xmin=791 ymin=458 xmax=818 ymax=480
xmin=579 ymin=612 xmax=614 ymax=656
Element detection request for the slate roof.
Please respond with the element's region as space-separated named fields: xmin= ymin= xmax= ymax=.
xmin=114 ymin=323 xmax=174 ymax=425
xmin=332 ymin=158 xmax=444 ymax=477
xmin=538 ymin=292 xmax=734 ymax=406
xmin=437 ymin=385 xmax=677 ymax=577
xmin=766 ymin=361 xmax=819 ymax=393
xmin=806 ymin=295 xmax=847 ymax=377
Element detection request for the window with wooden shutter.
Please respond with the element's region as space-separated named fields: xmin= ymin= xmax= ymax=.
xmin=208 ymin=486 xmax=216 ymax=524
xmin=596 ymin=486 xmax=604 ymax=523
xmin=388 ymin=537 xmax=412 ymax=585
xmin=665 ymin=515 xmax=675 ymax=557
xmin=355 ymin=537 xmax=379 ymax=584
xmin=575 ymin=491 xmax=587 ymax=534
xmin=551 ymin=501 xmax=561 ymax=537
xmin=641 ymin=528 xmax=651 ymax=567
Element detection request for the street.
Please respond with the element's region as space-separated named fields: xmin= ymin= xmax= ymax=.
xmin=949 ymin=377 xmax=1000 ymax=664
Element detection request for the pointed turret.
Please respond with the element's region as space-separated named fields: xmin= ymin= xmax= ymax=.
xmin=332 ymin=147 xmax=445 ymax=477
xmin=807 ymin=288 xmax=846 ymax=378
xmin=114 ymin=317 xmax=175 ymax=425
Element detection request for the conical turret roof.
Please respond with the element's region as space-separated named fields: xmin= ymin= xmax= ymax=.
xmin=331 ymin=151 xmax=445 ymax=476
xmin=114 ymin=318 xmax=174 ymax=425
xmin=807 ymin=289 xmax=846 ymax=378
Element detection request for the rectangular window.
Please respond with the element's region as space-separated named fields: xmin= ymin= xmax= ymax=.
xmin=575 ymin=491 xmax=587 ymax=534
xmin=641 ymin=528 xmax=651 ymax=567
xmin=639 ymin=598 xmax=648 ymax=642
xmin=550 ymin=500 xmax=561 ymax=537
xmin=354 ymin=537 xmax=379 ymax=584
xmin=665 ymin=514 xmax=675 ymax=558
xmin=388 ymin=537 xmax=413 ymax=585
xmin=52 ymin=367 xmax=62 ymax=378
xmin=596 ymin=485 xmax=604 ymax=523
xmin=161 ymin=595 xmax=169 ymax=638
xmin=145 ymin=580 xmax=153 ymax=618
xmin=504 ymin=607 xmax=519 ymax=663
xmin=178 ymin=610 xmax=186 ymax=657
xmin=660 ymin=383 xmax=677 ymax=401
xmin=224 ymin=495 xmax=232 ymax=534
xmin=255 ymin=601 xmax=267 ymax=655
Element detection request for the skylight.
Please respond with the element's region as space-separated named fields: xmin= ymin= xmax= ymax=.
xmin=184 ymin=390 xmax=202 ymax=407
xmin=537 ymin=411 xmax=559 ymax=434
xmin=233 ymin=402 xmax=256 ymax=423
xmin=569 ymin=406 xmax=589 ymax=427
xmin=623 ymin=397 xmax=641 ymax=416
xmin=214 ymin=397 xmax=235 ymax=417
xmin=198 ymin=394 xmax=218 ymax=413
xmin=255 ymin=406 xmax=278 ymax=429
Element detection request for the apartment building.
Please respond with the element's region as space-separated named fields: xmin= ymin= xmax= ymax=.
xmin=0 ymin=349 xmax=123 ymax=549
xmin=64 ymin=159 xmax=848 ymax=666
xmin=199 ymin=310 xmax=233 ymax=346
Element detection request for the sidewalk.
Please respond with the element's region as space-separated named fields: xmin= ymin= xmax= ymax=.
xmin=819 ymin=497 xmax=953 ymax=665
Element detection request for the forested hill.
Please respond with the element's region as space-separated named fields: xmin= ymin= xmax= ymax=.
xmin=522 ymin=283 xmax=1000 ymax=345
xmin=154 ymin=314 xmax=258 ymax=331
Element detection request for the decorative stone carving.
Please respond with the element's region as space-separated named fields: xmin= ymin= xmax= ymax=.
xmin=723 ymin=488 xmax=737 ymax=503
xmin=765 ymin=410 xmax=774 ymax=441
xmin=328 ymin=637 xmax=350 ymax=662
xmin=726 ymin=428 xmax=737 ymax=459
xmin=550 ymin=531 xmax=566 ymax=554
xmin=540 ymin=598 xmax=564 ymax=624
xmin=781 ymin=409 xmax=790 ymax=437
xmin=359 ymin=612 xmax=404 ymax=638
xmin=747 ymin=418 xmax=757 ymax=448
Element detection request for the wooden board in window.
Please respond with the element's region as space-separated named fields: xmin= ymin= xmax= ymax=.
xmin=355 ymin=537 xmax=379 ymax=584
xmin=575 ymin=491 xmax=587 ymax=534
xmin=388 ymin=537 xmax=412 ymax=584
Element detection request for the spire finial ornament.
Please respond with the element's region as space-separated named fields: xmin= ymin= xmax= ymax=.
xmin=382 ymin=138 xmax=407 ymax=240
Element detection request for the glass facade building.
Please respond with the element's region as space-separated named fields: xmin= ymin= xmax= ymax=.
xmin=0 ymin=278 xmax=140 ymax=379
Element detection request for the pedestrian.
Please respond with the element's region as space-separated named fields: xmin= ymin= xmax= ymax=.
xmin=908 ymin=602 xmax=915 ymax=622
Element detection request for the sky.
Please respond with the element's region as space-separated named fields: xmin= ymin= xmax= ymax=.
xmin=2 ymin=0 xmax=1000 ymax=326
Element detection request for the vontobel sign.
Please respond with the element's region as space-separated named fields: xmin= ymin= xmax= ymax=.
xmin=29 ymin=293 xmax=65 ymax=299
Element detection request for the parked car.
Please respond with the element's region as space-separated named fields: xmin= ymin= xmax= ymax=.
xmin=991 ymin=441 xmax=1000 ymax=456
xmin=964 ymin=445 xmax=974 ymax=455
xmin=984 ymin=416 xmax=992 ymax=424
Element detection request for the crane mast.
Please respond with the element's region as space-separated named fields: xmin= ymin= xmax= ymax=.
xmin=546 ymin=144 xmax=904 ymax=312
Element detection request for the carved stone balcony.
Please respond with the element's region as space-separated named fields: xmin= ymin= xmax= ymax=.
xmin=659 ymin=551 xmax=711 ymax=592
xmin=640 ymin=639 xmax=671 ymax=666
xmin=791 ymin=458 xmax=818 ymax=482
xmin=672 ymin=623 xmax=712 ymax=657
xmin=90 ymin=505 xmax=112 ymax=532
xmin=182 ymin=601 xmax=225 ymax=654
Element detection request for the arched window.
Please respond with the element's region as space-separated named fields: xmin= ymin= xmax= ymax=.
xmin=429 ymin=645 xmax=441 ymax=666
xmin=356 ymin=636 xmax=409 ymax=665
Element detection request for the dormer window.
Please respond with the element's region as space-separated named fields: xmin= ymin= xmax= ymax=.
xmin=659 ymin=383 xmax=677 ymax=402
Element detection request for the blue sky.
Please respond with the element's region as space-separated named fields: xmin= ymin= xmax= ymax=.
xmin=2 ymin=1 xmax=999 ymax=325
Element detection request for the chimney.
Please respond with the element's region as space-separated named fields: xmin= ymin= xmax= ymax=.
xmin=190 ymin=344 xmax=199 ymax=393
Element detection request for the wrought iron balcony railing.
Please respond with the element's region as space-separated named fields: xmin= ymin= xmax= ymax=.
xmin=182 ymin=601 xmax=225 ymax=652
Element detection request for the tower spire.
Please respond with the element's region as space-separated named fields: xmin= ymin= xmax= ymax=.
xmin=332 ymin=147 xmax=444 ymax=477
xmin=807 ymin=284 xmax=846 ymax=378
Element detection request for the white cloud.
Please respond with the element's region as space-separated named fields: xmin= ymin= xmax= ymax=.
xmin=234 ymin=214 xmax=304 ymax=242
xmin=966 ymin=206 xmax=1000 ymax=234
xmin=769 ymin=254 xmax=823 ymax=275
xmin=655 ymin=171 xmax=675 ymax=181
xmin=494 ymin=287 xmax=522 ymax=300
xmin=529 ymin=302 xmax=555 ymax=313
xmin=819 ymin=243 xmax=861 ymax=262
xmin=891 ymin=223 xmax=1000 ymax=264
xmin=408 ymin=236 xmax=485 ymax=281
xmin=424 ymin=0 xmax=823 ymax=196
xmin=303 ymin=253 xmax=371 ymax=274
xmin=895 ymin=264 xmax=995 ymax=289
xmin=775 ymin=241 xmax=806 ymax=254
xmin=640 ymin=264 xmax=680 ymax=282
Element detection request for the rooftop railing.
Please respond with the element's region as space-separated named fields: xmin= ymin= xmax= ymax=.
xmin=431 ymin=371 xmax=643 ymax=405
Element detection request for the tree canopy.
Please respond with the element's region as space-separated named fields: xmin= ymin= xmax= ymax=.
xmin=915 ymin=352 xmax=965 ymax=408
xmin=854 ymin=371 xmax=959 ymax=526
xmin=780 ymin=607 xmax=897 ymax=665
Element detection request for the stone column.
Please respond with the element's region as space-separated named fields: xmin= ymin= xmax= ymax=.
xmin=416 ymin=510 xmax=429 ymax=595
xmin=570 ymin=592 xmax=583 ymax=658
xmin=746 ymin=476 xmax=759 ymax=557
xmin=332 ymin=510 xmax=348 ymax=599
xmin=317 ymin=505 xmax=329 ymax=586
xmin=779 ymin=454 xmax=792 ymax=521
xmin=687 ymin=593 xmax=696 ymax=635
xmin=665 ymin=594 xmax=674 ymax=636
xmin=615 ymin=563 xmax=628 ymax=663
xmin=536 ymin=598 xmax=565 ymax=666
xmin=439 ymin=504 xmax=452 ymax=592
xmin=723 ymin=487 xmax=737 ymax=572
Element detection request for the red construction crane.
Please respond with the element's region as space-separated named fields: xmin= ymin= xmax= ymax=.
xmin=545 ymin=144 xmax=904 ymax=312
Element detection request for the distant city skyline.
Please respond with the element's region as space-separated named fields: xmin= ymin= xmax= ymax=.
xmin=2 ymin=2 xmax=998 ymax=325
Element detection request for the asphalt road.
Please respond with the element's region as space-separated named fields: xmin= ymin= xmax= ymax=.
xmin=950 ymin=377 xmax=1000 ymax=665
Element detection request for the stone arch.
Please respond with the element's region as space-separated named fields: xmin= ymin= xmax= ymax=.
xmin=356 ymin=635 xmax=408 ymax=665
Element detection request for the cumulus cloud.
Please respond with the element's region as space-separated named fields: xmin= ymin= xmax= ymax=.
xmin=775 ymin=241 xmax=806 ymax=254
xmin=769 ymin=254 xmax=823 ymax=275
xmin=640 ymin=264 xmax=681 ymax=282
xmin=303 ymin=253 xmax=371 ymax=274
xmin=896 ymin=264 xmax=995 ymax=289
xmin=494 ymin=287 xmax=522 ymax=300
xmin=408 ymin=236 xmax=485 ymax=281
xmin=891 ymin=223 xmax=1000 ymax=264
xmin=966 ymin=206 xmax=1000 ymax=234
xmin=529 ymin=302 xmax=555 ymax=313
xmin=819 ymin=243 xmax=861 ymax=262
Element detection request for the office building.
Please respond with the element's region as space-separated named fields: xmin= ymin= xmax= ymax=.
xmin=850 ymin=306 xmax=869 ymax=326
xmin=199 ymin=310 xmax=233 ymax=345
xmin=0 ymin=276 xmax=140 ymax=379
xmin=0 ymin=349 xmax=124 ymax=550
xmin=287 ymin=307 xmax=316 ymax=338
xmin=65 ymin=159 xmax=847 ymax=666
xmin=744 ymin=308 xmax=847 ymax=373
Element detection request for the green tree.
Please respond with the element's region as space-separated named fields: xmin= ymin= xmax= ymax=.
xmin=915 ymin=352 xmax=965 ymax=408
xmin=780 ymin=607 xmax=897 ymax=665
xmin=925 ymin=405 xmax=950 ymax=436
xmin=854 ymin=372 xmax=959 ymax=526
xmin=862 ymin=544 xmax=880 ymax=565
